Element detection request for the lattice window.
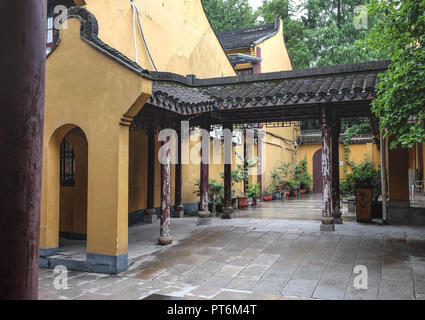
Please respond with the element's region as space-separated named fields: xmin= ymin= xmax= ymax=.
xmin=60 ymin=139 xmax=75 ymax=186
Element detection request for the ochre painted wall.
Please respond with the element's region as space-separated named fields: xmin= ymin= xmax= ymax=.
xmin=261 ymin=129 xmax=298 ymax=191
xmin=83 ymin=0 xmax=235 ymax=78
xmin=128 ymin=130 xmax=148 ymax=213
xmin=42 ymin=18 xmax=151 ymax=256
xmin=255 ymin=18 xmax=293 ymax=73
xmin=296 ymin=142 xmax=381 ymax=186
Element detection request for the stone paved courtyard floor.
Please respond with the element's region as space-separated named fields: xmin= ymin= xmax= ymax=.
xmin=39 ymin=210 xmax=425 ymax=300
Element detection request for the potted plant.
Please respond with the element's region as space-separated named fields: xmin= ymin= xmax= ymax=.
xmin=220 ymin=153 xmax=258 ymax=209
xmin=270 ymin=162 xmax=291 ymax=191
xmin=246 ymin=183 xmax=260 ymax=206
xmin=193 ymin=178 xmax=224 ymax=215
xmin=293 ymin=157 xmax=313 ymax=195
xmin=263 ymin=185 xmax=274 ymax=201
xmin=340 ymin=161 xmax=381 ymax=222
xmin=288 ymin=179 xmax=301 ymax=197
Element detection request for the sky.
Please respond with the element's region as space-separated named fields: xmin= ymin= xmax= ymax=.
xmin=248 ymin=0 xmax=263 ymax=10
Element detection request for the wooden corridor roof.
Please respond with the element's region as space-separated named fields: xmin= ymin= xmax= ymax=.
xmin=147 ymin=60 xmax=390 ymax=123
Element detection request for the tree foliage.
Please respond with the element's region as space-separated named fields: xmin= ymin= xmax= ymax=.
xmin=203 ymin=0 xmax=387 ymax=69
xmin=260 ymin=0 xmax=386 ymax=69
xmin=363 ymin=0 xmax=425 ymax=148
xmin=202 ymin=0 xmax=259 ymax=32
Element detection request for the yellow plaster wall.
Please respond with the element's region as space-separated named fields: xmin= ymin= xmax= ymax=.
xmin=42 ymin=18 xmax=151 ymax=256
xmin=255 ymin=18 xmax=292 ymax=73
xmin=128 ymin=130 xmax=148 ymax=213
xmin=262 ymin=130 xmax=297 ymax=191
xmin=83 ymin=0 xmax=235 ymax=78
xmin=296 ymin=142 xmax=381 ymax=183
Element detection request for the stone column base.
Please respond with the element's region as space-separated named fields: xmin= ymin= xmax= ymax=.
xmin=144 ymin=208 xmax=158 ymax=224
xmin=158 ymin=236 xmax=173 ymax=245
xmin=198 ymin=210 xmax=211 ymax=218
xmin=198 ymin=210 xmax=211 ymax=225
xmin=173 ymin=207 xmax=184 ymax=218
xmin=320 ymin=224 xmax=335 ymax=232
xmin=320 ymin=217 xmax=335 ymax=231
xmin=222 ymin=206 xmax=233 ymax=219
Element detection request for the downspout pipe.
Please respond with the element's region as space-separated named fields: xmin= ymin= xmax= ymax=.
xmin=380 ymin=130 xmax=388 ymax=224
xmin=130 ymin=0 xmax=158 ymax=71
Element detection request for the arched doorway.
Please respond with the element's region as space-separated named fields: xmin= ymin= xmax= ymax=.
xmin=43 ymin=124 xmax=89 ymax=256
xmin=58 ymin=128 xmax=88 ymax=247
xmin=313 ymin=149 xmax=323 ymax=193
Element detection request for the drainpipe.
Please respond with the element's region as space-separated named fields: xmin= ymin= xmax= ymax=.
xmin=380 ymin=130 xmax=388 ymax=223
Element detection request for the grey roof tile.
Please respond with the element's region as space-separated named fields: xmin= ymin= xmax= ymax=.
xmin=217 ymin=17 xmax=280 ymax=50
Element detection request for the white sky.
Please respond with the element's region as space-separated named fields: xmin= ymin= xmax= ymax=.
xmin=248 ymin=0 xmax=263 ymax=10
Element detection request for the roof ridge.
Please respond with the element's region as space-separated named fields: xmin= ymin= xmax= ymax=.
xmin=151 ymin=60 xmax=391 ymax=87
xmin=217 ymin=22 xmax=276 ymax=35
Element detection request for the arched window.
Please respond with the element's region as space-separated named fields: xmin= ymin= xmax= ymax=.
xmin=60 ymin=139 xmax=75 ymax=186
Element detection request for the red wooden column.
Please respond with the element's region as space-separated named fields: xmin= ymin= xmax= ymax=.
xmin=159 ymin=134 xmax=172 ymax=245
xmin=223 ymin=122 xmax=233 ymax=219
xmin=243 ymin=130 xmax=248 ymax=194
xmin=198 ymin=115 xmax=211 ymax=225
xmin=331 ymin=118 xmax=342 ymax=224
xmin=174 ymin=126 xmax=184 ymax=218
xmin=257 ymin=128 xmax=264 ymax=196
xmin=144 ymin=127 xmax=157 ymax=223
xmin=320 ymin=106 xmax=335 ymax=231
xmin=0 ymin=0 xmax=46 ymax=300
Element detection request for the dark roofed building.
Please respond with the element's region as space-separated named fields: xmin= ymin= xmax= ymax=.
xmin=217 ymin=18 xmax=280 ymax=51
xmin=215 ymin=16 xmax=292 ymax=75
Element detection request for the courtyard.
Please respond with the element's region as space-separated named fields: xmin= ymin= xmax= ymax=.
xmin=39 ymin=199 xmax=425 ymax=300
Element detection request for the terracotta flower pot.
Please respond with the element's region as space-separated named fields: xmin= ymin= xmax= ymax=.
xmin=238 ymin=197 xmax=248 ymax=208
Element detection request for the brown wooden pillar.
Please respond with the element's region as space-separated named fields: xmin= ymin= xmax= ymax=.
xmin=159 ymin=133 xmax=172 ymax=245
xmin=144 ymin=127 xmax=157 ymax=223
xmin=198 ymin=114 xmax=211 ymax=224
xmin=331 ymin=118 xmax=342 ymax=224
xmin=0 ymin=0 xmax=46 ymax=300
xmin=223 ymin=122 xmax=233 ymax=219
xmin=320 ymin=106 xmax=334 ymax=231
xmin=174 ymin=126 xmax=184 ymax=218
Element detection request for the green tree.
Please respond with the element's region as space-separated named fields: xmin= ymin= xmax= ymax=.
xmin=259 ymin=0 xmax=386 ymax=69
xmin=202 ymin=0 xmax=259 ymax=32
xmin=363 ymin=0 xmax=425 ymax=148
xmin=260 ymin=0 xmax=313 ymax=68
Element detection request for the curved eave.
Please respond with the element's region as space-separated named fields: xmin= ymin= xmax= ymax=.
xmin=47 ymin=6 xmax=151 ymax=80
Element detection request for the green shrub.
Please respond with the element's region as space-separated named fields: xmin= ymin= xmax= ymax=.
xmin=245 ymin=183 xmax=260 ymax=200
xmin=340 ymin=161 xmax=381 ymax=199
xmin=193 ymin=178 xmax=224 ymax=204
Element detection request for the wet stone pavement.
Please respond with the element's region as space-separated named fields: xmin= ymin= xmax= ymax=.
xmin=39 ymin=215 xmax=425 ymax=300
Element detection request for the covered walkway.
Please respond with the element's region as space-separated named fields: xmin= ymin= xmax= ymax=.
xmin=237 ymin=193 xmax=354 ymax=222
